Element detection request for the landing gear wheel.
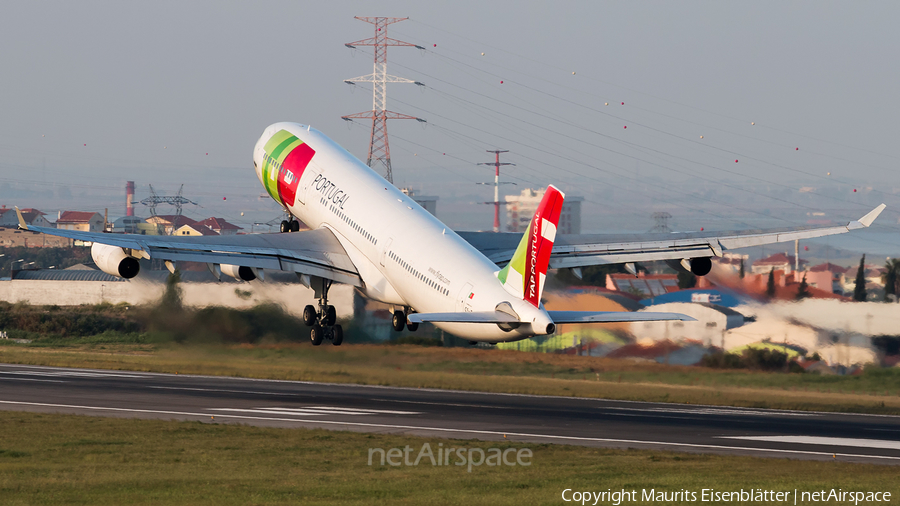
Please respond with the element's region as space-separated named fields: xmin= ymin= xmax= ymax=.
xmin=310 ymin=325 xmax=323 ymax=346
xmin=392 ymin=310 xmax=406 ymax=332
xmin=406 ymin=321 xmax=419 ymax=332
xmin=332 ymin=324 xmax=343 ymax=346
xmin=302 ymin=305 xmax=317 ymax=327
xmin=290 ymin=220 xmax=300 ymax=232
xmin=324 ymin=305 xmax=337 ymax=326
xmin=280 ymin=220 xmax=289 ymax=233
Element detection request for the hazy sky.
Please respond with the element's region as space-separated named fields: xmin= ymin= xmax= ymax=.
xmin=1 ymin=1 xmax=898 ymax=251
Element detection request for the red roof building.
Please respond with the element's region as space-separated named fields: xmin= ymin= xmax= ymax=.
xmin=56 ymin=211 xmax=105 ymax=232
xmin=0 ymin=206 xmax=53 ymax=228
xmin=146 ymin=215 xmax=199 ymax=235
xmin=196 ymin=217 xmax=243 ymax=236
xmin=751 ymin=253 xmax=808 ymax=275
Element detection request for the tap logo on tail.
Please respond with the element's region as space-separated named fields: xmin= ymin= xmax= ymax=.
xmin=496 ymin=185 xmax=565 ymax=307
xmin=261 ymin=129 xmax=316 ymax=207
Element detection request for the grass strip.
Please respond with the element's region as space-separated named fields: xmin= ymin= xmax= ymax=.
xmin=0 ymin=411 xmax=896 ymax=505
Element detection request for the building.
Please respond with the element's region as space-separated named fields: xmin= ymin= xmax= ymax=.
xmin=0 ymin=207 xmax=54 ymax=228
xmin=504 ymin=188 xmax=583 ymax=234
xmin=0 ymin=228 xmax=73 ymax=247
xmin=809 ymin=263 xmax=850 ymax=295
xmin=400 ymin=188 xmax=438 ymax=217
xmin=712 ymin=253 xmax=748 ymax=274
xmin=112 ymin=216 xmax=158 ymax=235
xmin=750 ymin=253 xmax=808 ymax=275
xmin=145 ymin=215 xmax=199 ymax=235
xmin=56 ymin=211 xmax=105 ymax=232
xmin=196 ymin=217 xmax=243 ymax=236
xmin=173 ymin=223 xmax=220 ymax=236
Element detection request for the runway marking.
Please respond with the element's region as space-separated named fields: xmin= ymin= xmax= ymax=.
xmin=211 ymin=406 xmax=421 ymax=416
xmin=0 ymin=370 xmax=146 ymax=379
xmin=148 ymin=386 xmax=293 ymax=396
xmin=0 ymin=399 xmax=897 ymax=462
xmin=616 ymin=407 xmax=818 ymax=417
xmin=374 ymin=399 xmax=519 ymax=410
xmin=0 ymin=376 xmax=65 ymax=383
xmin=721 ymin=435 xmax=900 ymax=450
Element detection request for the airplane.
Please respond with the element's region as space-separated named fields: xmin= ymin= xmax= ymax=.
xmin=17 ymin=122 xmax=885 ymax=345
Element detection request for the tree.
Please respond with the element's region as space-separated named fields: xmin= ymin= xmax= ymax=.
xmin=853 ymin=255 xmax=868 ymax=302
xmin=766 ymin=268 xmax=776 ymax=299
xmin=796 ymin=273 xmax=811 ymax=300
xmin=882 ymin=258 xmax=900 ymax=302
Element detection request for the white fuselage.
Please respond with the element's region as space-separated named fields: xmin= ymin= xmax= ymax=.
xmin=253 ymin=122 xmax=552 ymax=342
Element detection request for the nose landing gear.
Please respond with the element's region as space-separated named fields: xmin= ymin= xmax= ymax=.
xmin=302 ymin=278 xmax=342 ymax=346
xmin=280 ymin=217 xmax=301 ymax=233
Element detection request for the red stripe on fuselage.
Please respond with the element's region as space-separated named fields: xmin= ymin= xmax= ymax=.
xmin=278 ymin=143 xmax=315 ymax=207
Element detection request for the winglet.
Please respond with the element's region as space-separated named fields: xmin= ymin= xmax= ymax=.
xmin=849 ymin=203 xmax=886 ymax=230
xmin=14 ymin=207 xmax=28 ymax=230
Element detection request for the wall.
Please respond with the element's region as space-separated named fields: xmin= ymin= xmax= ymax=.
xmin=0 ymin=279 xmax=354 ymax=317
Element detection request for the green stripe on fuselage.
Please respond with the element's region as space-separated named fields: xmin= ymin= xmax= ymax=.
xmin=271 ymin=136 xmax=301 ymax=162
xmin=264 ymin=129 xmax=296 ymax=153
xmin=262 ymin=130 xmax=301 ymax=204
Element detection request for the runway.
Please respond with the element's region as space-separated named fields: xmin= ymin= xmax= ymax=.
xmin=1 ymin=363 xmax=899 ymax=465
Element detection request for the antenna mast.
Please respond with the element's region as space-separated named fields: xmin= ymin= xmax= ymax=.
xmin=478 ymin=150 xmax=515 ymax=233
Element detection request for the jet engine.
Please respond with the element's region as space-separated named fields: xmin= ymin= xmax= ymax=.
xmin=665 ymin=257 xmax=713 ymax=276
xmin=91 ymin=243 xmax=140 ymax=279
xmin=688 ymin=257 xmax=712 ymax=276
xmin=221 ymin=264 xmax=256 ymax=281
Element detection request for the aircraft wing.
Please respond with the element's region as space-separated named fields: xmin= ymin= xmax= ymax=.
xmin=16 ymin=212 xmax=361 ymax=286
xmin=459 ymin=204 xmax=885 ymax=269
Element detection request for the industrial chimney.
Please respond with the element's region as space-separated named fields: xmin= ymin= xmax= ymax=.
xmin=126 ymin=181 xmax=135 ymax=217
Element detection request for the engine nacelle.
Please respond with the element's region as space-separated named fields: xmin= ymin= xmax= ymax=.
xmin=689 ymin=257 xmax=712 ymax=276
xmin=665 ymin=257 xmax=713 ymax=276
xmin=220 ymin=264 xmax=256 ymax=281
xmin=91 ymin=243 xmax=140 ymax=279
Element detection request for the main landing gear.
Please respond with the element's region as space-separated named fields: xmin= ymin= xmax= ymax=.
xmin=280 ymin=217 xmax=300 ymax=233
xmin=392 ymin=307 xmax=418 ymax=332
xmin=303 ymin=279 xmax=342 ymax=346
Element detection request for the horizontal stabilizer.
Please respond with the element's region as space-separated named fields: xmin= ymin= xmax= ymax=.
xmin=547 ymin=311 xmax=695 ymax=323
xmin=409 ymin=310 xmax=695 ymax=325
xmin=408 ymin=311 xmax=520 ymax=324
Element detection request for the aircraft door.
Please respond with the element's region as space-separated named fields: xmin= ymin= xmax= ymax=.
xmin=298 ymin=165 xmax=321 ymax=206
xmin=457 ymin=283 xmax=474 ymax=312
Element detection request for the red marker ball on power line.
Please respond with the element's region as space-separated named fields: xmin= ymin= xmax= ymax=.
xmin=796 ymin=148 xmax=799 ymax=151
xmin=623 ymin=126 xmax=627 ymax=129
xmin=853 ymin=189 xmax=857 ymax=192
xmin=700 ymin=227 xmax=704 ymax=231
xmin=433 ymin=44 xmax=436 ymax=47
xmin=500 ymin=81 xmax=504 ymax=84
xmin=735 ymin=159 xmax=739 ymax=163
xmin=223 ymin=197 xmax=226 ymax=200
xmin=621 ymin=102 xmax=624 ymax=105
